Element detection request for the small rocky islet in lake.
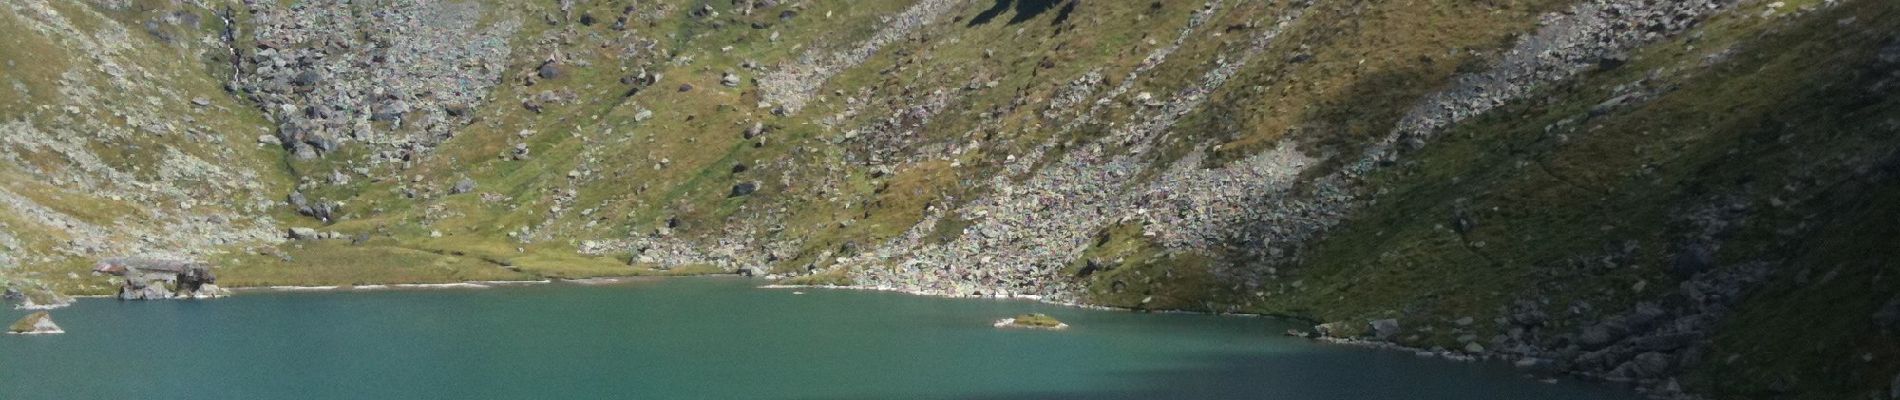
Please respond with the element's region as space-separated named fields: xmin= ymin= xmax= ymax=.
xmin=994 ymin=313 xmax=1068 ymax=330
xmin=8 ymin=311 xmax=64 ymax=335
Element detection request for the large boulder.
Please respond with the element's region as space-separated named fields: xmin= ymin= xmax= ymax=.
xmin=8 ymin=311 xmax=64 ymax=335
xmin=729 ymin=181 xmax=760 ymax=197
xmin=118 ymin=276 xmax=175 ymax=301
xmin=291 ymin=70 xmax=322 ymax=86
xmin=1609 ymin=352 xmax=1674 ymax=382
xmin=1369 ymin=318 xmax=1402 ymax=340
xmin=451 ymin=177 xmax=478 ymax=195
xmin=188 ymin=284 xmax=230 ymax=299
xmin=288 ymin=227 xmax=321 ymax=240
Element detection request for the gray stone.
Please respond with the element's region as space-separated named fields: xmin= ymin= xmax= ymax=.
xmin=1880 ymin=39 xmax=1900 ymax=65
xmin=1671 ymin=242 xmax=1715 ymax=278
xmin=1579 ymin=324 xmax=1624 ymax=349
xmin=292 ymin=70 xmax=322 ymax=86
xmin=288 ymin=227 xmax=320 ymax=240
xmin=538 ymin=62 xmax=562 ymax=80
xmin=1370 ymin=318 xmax=1401 ymax=340
xmin=1463 ymin=342 xmax=1485 ymax=353
xmin=1889 ymin=372 xmax=1899 ymax=400
xmin=744 ymin=122 xmax=766 ymax=139
xmin=1874 ymin=296 xmax=1900 ymax=329
xmin=452 ymin=177 xmax=478 ymax=195
xmin=1612 ymin=352 xmax=1674 ymax=381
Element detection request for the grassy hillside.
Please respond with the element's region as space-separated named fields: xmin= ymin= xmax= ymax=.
xmin=3 ymin=0 xmax=1895 ymax=398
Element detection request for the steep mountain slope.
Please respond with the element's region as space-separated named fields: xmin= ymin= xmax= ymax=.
xmin=3 ymin=0 xmax=1897 ymax=398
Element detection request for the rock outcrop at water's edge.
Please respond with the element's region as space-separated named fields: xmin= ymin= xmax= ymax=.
xmin=93 ymin=258 xmax=229 ymax=300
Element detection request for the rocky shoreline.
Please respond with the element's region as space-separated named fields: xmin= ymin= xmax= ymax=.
xmin=232 ymin=280 xmax=557 ymax=293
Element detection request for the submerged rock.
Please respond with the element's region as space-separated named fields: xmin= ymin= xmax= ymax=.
xmin=8 ymin=311 xmax=64 ymax=335
xmin=994 ymin=313 xmax=1068 ymax=330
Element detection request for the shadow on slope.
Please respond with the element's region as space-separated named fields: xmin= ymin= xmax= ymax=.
xmin=969 ymin=0 xmax=1072 ymax=27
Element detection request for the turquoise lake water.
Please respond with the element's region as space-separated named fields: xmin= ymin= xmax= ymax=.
xmin=0 ymin=278 xmax=1636 ymax=399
